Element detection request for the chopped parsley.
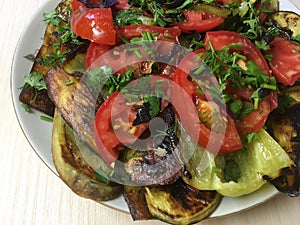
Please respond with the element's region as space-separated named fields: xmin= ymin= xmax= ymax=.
xmin=128 ymin=0 xmax=183 ymax=27
xmin=36 ymin=9 xmax=83 ymax=67
xmin=194 ymin=42 xmax=277 ymax=118
xmin=40 ymin=115 xmax=54 ymax=122
xmin=86 ymin=66 xmax=136 ymax=94
xmin=43 ymin=10 xmax=61 ymax=26
xmin=21 ymin=103 xmax=32 ymax=113
xmin=22 ymin=72 xmax=47 ymax=91
xmin=143 ymin=95 xmax=161 ymax=118
xmin=115 ymin=9 xmax=153 ymax=26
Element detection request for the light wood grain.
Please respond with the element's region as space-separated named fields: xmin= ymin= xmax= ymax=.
xmin=1 ymin=0 xmax=300 ymax=225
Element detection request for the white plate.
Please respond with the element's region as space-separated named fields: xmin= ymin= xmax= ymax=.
xmin=11 ymin=0 xmax=300 ymax=219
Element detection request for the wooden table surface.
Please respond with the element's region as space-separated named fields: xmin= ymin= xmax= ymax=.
xmin=1 ymin=0 xmax=300 ymax=224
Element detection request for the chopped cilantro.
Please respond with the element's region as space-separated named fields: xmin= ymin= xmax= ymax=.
xmin=255 ymin=40 xmax=270 ymax=51
xmin=21 ymin=103 xmax=32 ymax=113
xmin=143 ymin=95 xmax=161 ymax=118
xmin=36 ymin=50 xmax=70 ymax=67
xmin=40 ymin=115 xmax=53 ymax=122
xmin=197 ymin=43 xmax=277 ymax=117
xmin=36 ymin=9 xmax=83 ymax=67
xmin=115 ymin=9 xmax=152 ymax=26
xmin=65 ymin=80 xmax=75 ymax=86
xmin=86 ymin=66 xmax=136 ymax=94
xmin=242 ymin=132 xmax=259 ymax=145
xmin=43 ymin=10 xmax=61 ymax=26
xmin=264 ymin=54 xmax=274 ymax=61
xmin=22 ymin=72 xmax=47 ymax=91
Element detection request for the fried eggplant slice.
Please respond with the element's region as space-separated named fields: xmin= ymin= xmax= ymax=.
xmin=144 ymin=179 xmax=222 ymax=225
xmin=19 ymin=0 xmax=88 ymax=116
xmin=270 ymin=11 xmax=300 ymax=39
xmin=123 ymin=186 xmax=154 ymax=221
xmin=52 ymin=110 xmax=122 ymax=201
xmin=19 ymin=21 xmax=57 ymax=116
xmin=266 ymin=85 xmax=300 ymax=196
xmin=18 ymin=0 xmax=67 ymax=116
xmin=45 ymin=65 xmax=98 ymax=152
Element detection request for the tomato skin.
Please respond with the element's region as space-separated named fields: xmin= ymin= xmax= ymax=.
xmin=94 ymin=92 xmax=122 ymax=165
xmin=236 ymin=96 xmax=272 ymax=135
xmin=172 ymin=50 xmax=243 ymax=154
xmin=175 ymin=10 xmax=224 ymax=33
xmin=71 ymin=0 xmax=85 ymax=12
xmin=116 ymin=25 xmax=181 ymax=43
xmin=71 ymin=3 xmax=116 ymax=45
xmin=204 ymin=31 xmax=271 ymax=76
xmin=204 ymin=31 xmax=277 ymax=135
xmin=267 ymin=37 xmax=300 ymax=86
xmin=94 ymin=92 xmax=148 ymax=165
xmin=85 ymin=42 xmax=112 ymax=69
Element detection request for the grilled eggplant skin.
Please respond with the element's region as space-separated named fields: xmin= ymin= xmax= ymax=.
xmin=266 ymin=85 xmax=300 ymax=196
xmin=145 ymin=179 xmax=222 ymax=225
xmin=52 ymin=111 xmax=122 ymax=201
xmin=19 ymin=0 xmax=67 ymax=116
xmin=270 ymin=11 xmax=300 ymax=39
xmin=123 ymin=186 xmax=154 ymax=221
xmin=19 ymin=0 xmax=88 ymax=116
xmin=45 ymin=65 xmax=98 ymax=153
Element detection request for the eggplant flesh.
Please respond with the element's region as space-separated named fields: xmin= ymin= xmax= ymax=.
xmin=19 ymin=0 xmax=88 ymax=116
xmin=52 ymin=110 xmax=122 ymax=201
xmin=123 ymin=186 xmax=154 ymax=221
xmin=123 ymin=179 xmax=222 ymax=225
xmin=45 ymin=65 xmax=99 ymax=154
xmin=270 ymin=11 xmax=300 ymax=39
xmin=145 ymin=179 xmax=222 ymax=225
xmin=266 ymin=85 xmax=300 ymax=196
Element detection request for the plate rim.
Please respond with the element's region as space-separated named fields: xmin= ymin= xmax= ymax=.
xmin=10 ymin=0 xmax=299 ymax=220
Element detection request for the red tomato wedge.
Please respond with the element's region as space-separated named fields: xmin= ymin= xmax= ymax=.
xmin=85 ymin=43 xmax=112 ymax=69
xmin=204 ymin=31 xmax=272 ymax=76
xmin=267 ymin=37 xmax=300 ymax=86
xmin=204 ymin=31 xmax=277 ymax=135
xmin=70 ymin=2 xmax=116 ymax=45
xmin=175 ymin=10 xmax=224 ymax=33
xmin=94 ymin=91 xmax=148 ymax=165
xmin=172 ymin=49 xmax=243 ymax=154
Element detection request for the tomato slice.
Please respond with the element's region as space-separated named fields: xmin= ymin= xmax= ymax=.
xmin=204 ymin=31 xmax=271 ymax=76
xmin=172 ymin=50 xmax=243 ymax=154
xmin=175 ymin=10 xmax=224 ymax=33
xmin=116 ymin=25 xmax=181 ymax=43
xmin=85 ymin=42 xmax=112 ymax=69
xmin=71 ymin=3 xmax=116 ymax=45
xmin=71 ymin=0 xmax=85 ymax=12
xmin=204 ymin=31 xmax=277 ymax=135
xmin=94 ymin=91 xmax=149 ymax=165
xmin=267 ymin=37 xmax=300 ymax=86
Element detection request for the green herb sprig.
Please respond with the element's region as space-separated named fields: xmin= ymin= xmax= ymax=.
xmin=196 ymin=42 xmax=277 ymax=118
